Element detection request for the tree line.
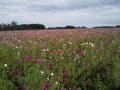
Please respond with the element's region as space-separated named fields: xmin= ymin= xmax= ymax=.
xmin=0 ymin=21 xmax=46 ymax=31
xmin=0 ymin=21 xmax=120 ymax=31
xmin=0 ymin=21 xmax=87 ymax=31
xmin=93 ymin=25 xmax=120 ymax=28
xmin=47 ymin=25 xmax=87 ymax=29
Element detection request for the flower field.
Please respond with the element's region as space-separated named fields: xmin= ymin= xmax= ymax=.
xmin=0 ymin=28 xmax=120 ymax=90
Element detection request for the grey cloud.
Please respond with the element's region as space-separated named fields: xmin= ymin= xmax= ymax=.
xmin=0 ymin=0 xmax=120 ymax=27
xmin=26 ymin=0 xmax=120 ymax=13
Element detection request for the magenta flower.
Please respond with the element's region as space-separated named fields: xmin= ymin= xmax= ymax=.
xmin=87 ymin=63 xmax=90 ymax=67
xmin=40 ymin=60 xmax=43 ymax=64
xmin=110 ymin=51 xmax=114 ymax=54
xmin=19 ymin=60 xmax=23 ymax=63
xmin=48 ymin=64 xmax=53 ymax=68
xmin=78 ymin=48 xmax=83 ymax=54
xmin=45 ymin=88 xmax=48 ymax=90
xmin=107 ymin=40 xmax=112 ymax=43
xmin=64 ymin=71 xmax=67 ymax=74
xmin=26 ymin=56 xmax=31 ymax=60
xmin=61 ymin=88 xmax=64 ymax=90
xmin=17 ymin=72 xmax=21 ymax=76
xmin=24 ymin=86 xmax=27 ymax=89
xmin=40 ymin=83 xmax=43 ymax=87
xmin=54 ymin=77 xmax=58 ymax=81
xmin=64 ymin=78 xmax=68 ymax=81
xmin=44 ymin=82 xmax=50 ymax=86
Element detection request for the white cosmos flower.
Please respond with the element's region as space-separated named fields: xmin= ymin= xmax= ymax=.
xmin=41 ymin=48 xmax=49 ymax=52
xmin=68 ymin=41 xmax=72 ymax=45
xmin=47 ymin=77 xmax=49 ymax=80
xmin=29 ymin=67 xmax=32 ymax=70
xmin=81 ymin=42 xmax=94 ymax=47
xmin=4 ymin=64 xmax=7 ymax=67
xmin=17 ymin=52 xmax=20 ymax=56
xmin=51 ymin=72 xmax=54 ymax=76
xmin=41 ymin=71 xmax=44 ymax=74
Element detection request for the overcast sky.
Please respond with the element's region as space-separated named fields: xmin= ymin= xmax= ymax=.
xmin=0 ymin=0 xmax=120 ymax=27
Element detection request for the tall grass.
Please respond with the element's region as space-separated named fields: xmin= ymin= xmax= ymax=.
xmin=0 ymin=32 xmax=120 ymax=90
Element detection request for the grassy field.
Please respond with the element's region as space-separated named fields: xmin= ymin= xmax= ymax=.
xmin=0 ymin=28 xmax=120 ymax=90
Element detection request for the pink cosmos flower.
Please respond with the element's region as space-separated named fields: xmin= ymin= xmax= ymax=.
xmin=63 ymin=44 xmax=66 ymax=47
xmin=56 ymin=81 xmax=59 ymax=85
xmin=49 ymin=57 xmax=54 ymax=61
xmin=58 ymin=48 xmax=62 ymax=52
xmin=38 ymin=53 xmax=41 ymax=56
xmin=60 ymin=56 xmax=64 ymax=60
xmin=54 ymin=51 xmax=58 ymax=54
xmin=68 ymin=41 xmax=72 ymax=45
xmin=14 ymin=74 xmax=17 ymax=77
xmin=46 ymin=48 xmax=49 ymax=52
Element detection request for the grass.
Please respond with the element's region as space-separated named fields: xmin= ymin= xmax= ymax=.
xmin=0 ymin=31 xmax=120 ymax=90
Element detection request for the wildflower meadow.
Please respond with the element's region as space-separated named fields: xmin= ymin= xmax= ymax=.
xmin=0 ymin=28 xmax=120 ymax=90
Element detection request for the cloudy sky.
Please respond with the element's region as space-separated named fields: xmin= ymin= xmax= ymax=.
xmin=0 ymin=0 xmax=120 ymax=27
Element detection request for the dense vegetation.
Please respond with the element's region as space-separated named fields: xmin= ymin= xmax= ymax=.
xmin=0 ymin=30 xmax=120 ymax=90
